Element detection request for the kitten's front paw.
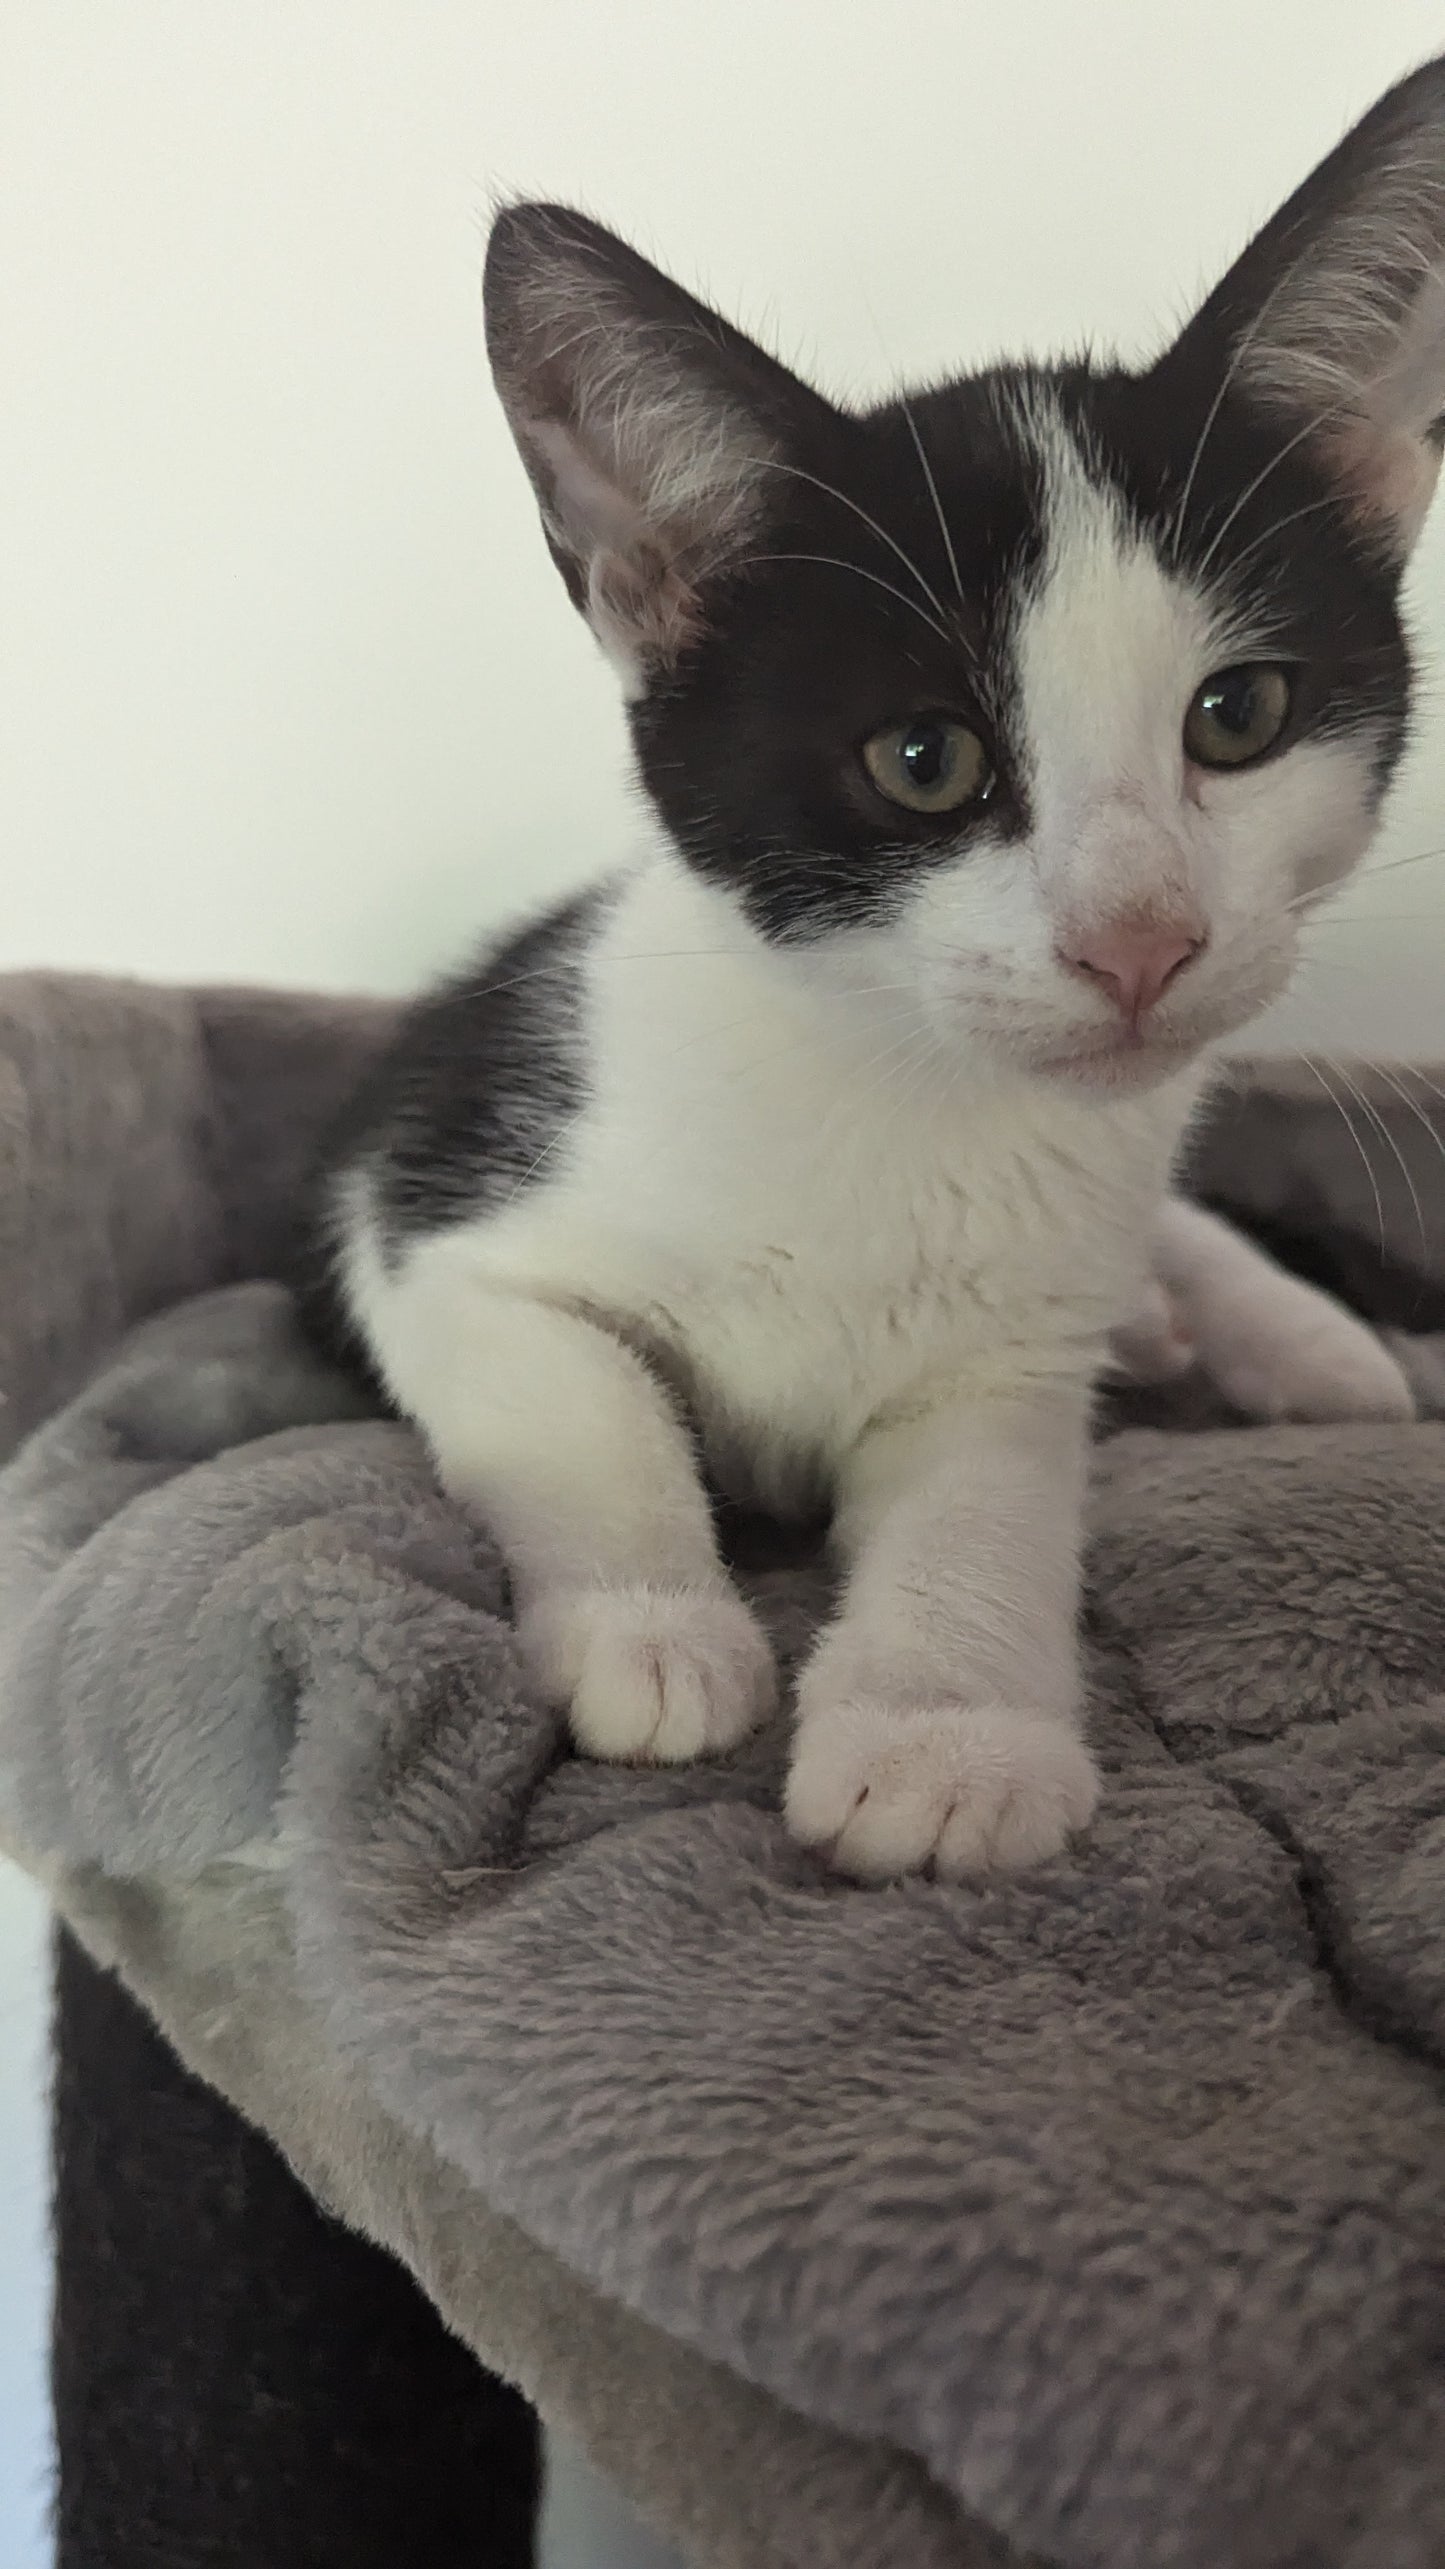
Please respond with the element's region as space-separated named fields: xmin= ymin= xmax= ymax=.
xmin=785 ymin=1701 xmax=1099 ymax=1882
xmin=520 ymin=1582 xmax=775 ymax=1764
xmin=1210 ymin=1303 xmax=1416 ymax=1425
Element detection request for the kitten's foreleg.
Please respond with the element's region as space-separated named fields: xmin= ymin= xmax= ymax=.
xmin=786 ymin=1389 xmax=1099 ymax=1881
xmin=395 ymin=1286 xmax=774 ymax=1760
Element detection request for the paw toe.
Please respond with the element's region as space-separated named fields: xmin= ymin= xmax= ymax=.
xmin=787 ymin=1701 xmax=1099 ymax=1883
xmin=523 ymin=1584 xmax=774 ymax=1764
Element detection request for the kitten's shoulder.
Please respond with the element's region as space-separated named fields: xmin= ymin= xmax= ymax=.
xmin=323 ymin=879 xmax=613 ymax=1249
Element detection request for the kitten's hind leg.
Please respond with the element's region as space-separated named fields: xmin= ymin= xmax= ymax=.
xmin=387 ymin=1278 xmax=774 ymax=1762
xmin=1106 ymin=1276 xmax=1197 ymax=1386
xmin=1152 ymin=1197 xmax=1416 ymax=1423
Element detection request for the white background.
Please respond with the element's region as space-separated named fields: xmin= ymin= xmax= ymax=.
xmin=3 ymin=8 xmax=1444 ymax=2564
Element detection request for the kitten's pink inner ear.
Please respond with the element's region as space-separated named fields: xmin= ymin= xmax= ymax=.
xmin=1328 ymin=421 xmax=1444 ymax=556
xmin=589 ymin=546 xmax=701 ymax=669
xmin=526 ymin=417 xmax=644 ymax=562
xmin=517 ymin=406 xmax=751 ymax=674
xmin=523 ymin=416 xmax=689 ymax=669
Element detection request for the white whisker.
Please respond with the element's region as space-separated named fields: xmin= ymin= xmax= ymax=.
xmin=758 ymin=457 xmax=959 ymax=634
xmin=1166 ymin=247 xmax=1318 ymax=561
xmin=894 ymin=392 xmax=971 ymax=630
xmin=1191 ymin=387 xmax=1354 ymax=589
xmin=1297 ymin=1054 xmax=1387 ymax=1255
xmin=1322 ymin=1052 xmax=1428 ymax=1260
xmin=1356 ymin=1058 xmax=1445 ymax=1215
xmin=1219 ymin=492 xmax=1343 ymax=583
xmin=740 ymin=550 xmax=955 ymax=645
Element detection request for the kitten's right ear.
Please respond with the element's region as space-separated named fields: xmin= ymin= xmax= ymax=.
xmin=1164 ymin=55 xmax=1445 ymax=558
xmin=484 ymin=205 xmax=826 ymax=686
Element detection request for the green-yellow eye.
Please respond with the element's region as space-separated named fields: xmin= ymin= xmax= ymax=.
xmin=862 ymin=716 xmax=993 ymax=816
xmin=1183 ymin=664 xmax=1293 ymax=769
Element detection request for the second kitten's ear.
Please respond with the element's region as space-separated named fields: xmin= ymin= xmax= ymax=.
xmin=484 ymin=204 xmax=829 ymax=684
xmin=1164 ymin=55 xmax=1445 ymax=557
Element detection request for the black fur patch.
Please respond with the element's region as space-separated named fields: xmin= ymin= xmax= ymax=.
xmin=630 ymin=377 xmax=1047 ymax=944
xmin=323 ymin=886 xmax=606 ymax=1260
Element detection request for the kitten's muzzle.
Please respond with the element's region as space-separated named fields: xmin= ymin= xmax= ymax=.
xmin=1055 ymin=918 xmax=1207 ymax=1030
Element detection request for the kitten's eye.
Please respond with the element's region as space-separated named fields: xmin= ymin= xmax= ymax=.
xmin=862 ymin=717 xmax=992 ymax=816
xmin=1183 ymin=664 xmax=1293 ymax=769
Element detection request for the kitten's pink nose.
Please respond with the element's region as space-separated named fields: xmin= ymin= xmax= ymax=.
xmin=1060 ymin=921 xmax=1206 ymax=1026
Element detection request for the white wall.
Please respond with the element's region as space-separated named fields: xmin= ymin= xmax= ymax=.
xmin=2 ymin=0 xmax=1444 ymax=1050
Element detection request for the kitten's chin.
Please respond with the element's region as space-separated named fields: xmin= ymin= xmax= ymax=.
xmin=1020 ymin=963 xmax=1295 ymax=1097
xmin=1025 ymin=1029 xmax=1207 ymax=1095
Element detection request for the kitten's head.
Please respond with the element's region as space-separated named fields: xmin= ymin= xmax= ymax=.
xmin=484 ymin=59 xmax=1445 ymax=1091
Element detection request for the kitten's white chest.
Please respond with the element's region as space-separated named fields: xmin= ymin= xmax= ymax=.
xmin=359 ymin=867 xmax=1192 ymax=1513
xmin=492 ymin=1012 xmax=1177 ymax=1505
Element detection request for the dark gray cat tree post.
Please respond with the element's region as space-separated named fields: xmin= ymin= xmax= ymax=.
xmin=50 ymin=1930 xmax=542 ymax=2566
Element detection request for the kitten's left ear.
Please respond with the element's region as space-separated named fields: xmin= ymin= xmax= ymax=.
xmin=484 ymin=204 xmax=833 ymax=684
xmin=1164 ymin=55 xmax=1445 ymax=557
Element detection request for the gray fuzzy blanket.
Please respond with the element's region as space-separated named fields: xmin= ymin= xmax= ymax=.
xmin=4 ymin=972 xmax=1445 ymax=2569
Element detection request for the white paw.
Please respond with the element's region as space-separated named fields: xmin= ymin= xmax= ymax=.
xmin=784 ymin=1700 xmax=1100 ymax=1883
xmin=1209 ymin=1306 xmax=1416 ymax=1425
xmin=520 ymin=1582 xmax=775 ymax=1764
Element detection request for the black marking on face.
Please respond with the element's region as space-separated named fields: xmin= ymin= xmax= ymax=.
xmin=628 ymin=379 xmax=1052 ymax=944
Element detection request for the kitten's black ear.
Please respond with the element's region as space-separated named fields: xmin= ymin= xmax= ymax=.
xmin=484 ymin=204 xmax=828 ymax=682
xmin=1164 ymin=55 xmax=1445 ymax=556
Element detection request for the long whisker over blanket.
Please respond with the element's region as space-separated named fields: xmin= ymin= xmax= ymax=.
xmin=4 ymin=972 xmax=1445 ymax=2569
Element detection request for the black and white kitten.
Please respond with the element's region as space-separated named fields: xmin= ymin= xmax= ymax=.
xmin=321 ymin=63 xmax=1441 ymax=1882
